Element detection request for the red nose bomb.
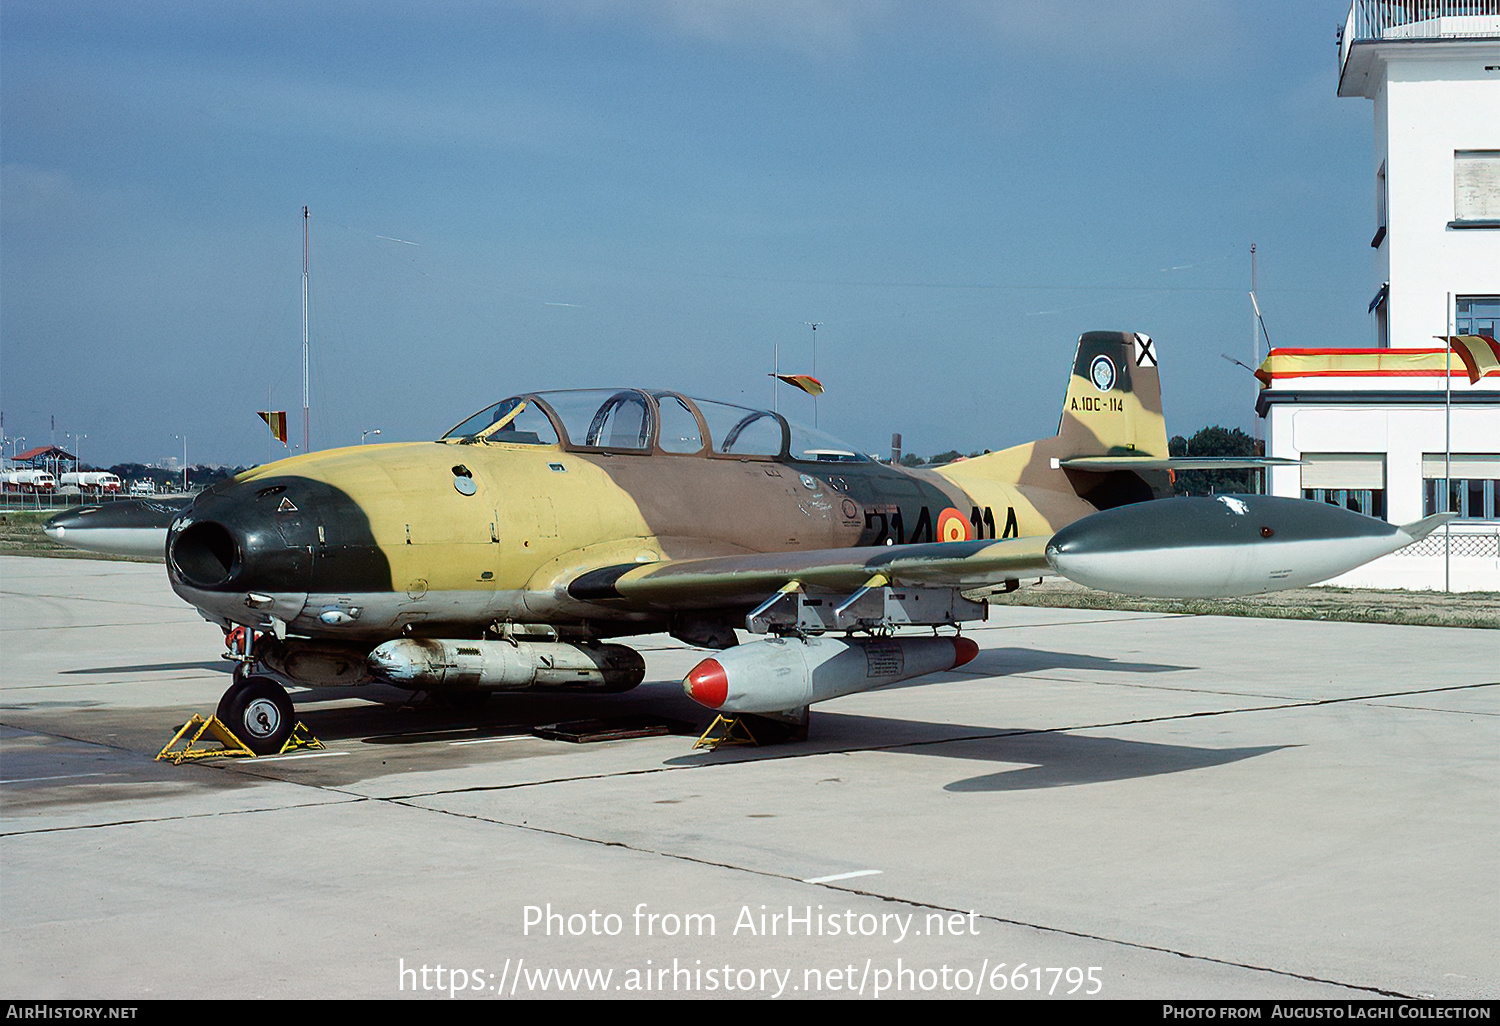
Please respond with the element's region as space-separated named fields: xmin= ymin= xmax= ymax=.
xmin=683 ymin=634 xmax=979 ymax=715
xmin=683 ymin=658 xmax=729 ymax=708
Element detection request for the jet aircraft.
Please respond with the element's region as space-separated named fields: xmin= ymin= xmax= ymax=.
xmin=45 ymin=332 xmax=1445 ymax=752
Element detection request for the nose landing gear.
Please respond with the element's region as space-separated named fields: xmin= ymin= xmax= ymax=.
xmin=216 ymin=674 xmax=295 ymax=755
xmin=218 ymin=626 xmax=296 ymax=755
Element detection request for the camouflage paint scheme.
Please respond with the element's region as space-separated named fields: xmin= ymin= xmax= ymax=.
xmin=165 ymin=332 xmax=1170 ymax=645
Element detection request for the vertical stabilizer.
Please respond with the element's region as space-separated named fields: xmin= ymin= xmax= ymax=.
xmin=936 ymin=331 xmax=1172 ymax=515
xmin=1055 ymin=331 xmax=1168 ymax=457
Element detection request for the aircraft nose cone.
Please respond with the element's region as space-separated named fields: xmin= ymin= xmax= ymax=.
xmin=42 ymin=509 xmax=79 ymax=542
xmin=683 ymin=658 xmax=729 ymax=709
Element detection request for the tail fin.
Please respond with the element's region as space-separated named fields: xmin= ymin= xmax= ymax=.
xmin=935 ymin=331 xmax=1172 ymax=512
xmin=1055 ymin=331 xmax=1168 ymax=458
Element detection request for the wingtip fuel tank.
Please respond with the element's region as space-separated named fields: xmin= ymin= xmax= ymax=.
xmin=1044 ymin=495 xmax=1448 ymax=599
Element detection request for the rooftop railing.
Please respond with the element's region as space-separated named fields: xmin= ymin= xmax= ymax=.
xmin=1339 ymin=1 xmax=1500 ymax=74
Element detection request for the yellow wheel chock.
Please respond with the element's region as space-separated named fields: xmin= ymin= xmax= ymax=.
xmin=156 ymin=715 xmax=254 ymax=763
xmin=156 ymin=715 xmax=324 ymax=764
xmin=693 ymin=714 xmax=760 ymax=750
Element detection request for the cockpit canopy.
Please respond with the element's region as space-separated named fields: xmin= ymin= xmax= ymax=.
xmin=441 ymin=389 xmax=871 ymax=463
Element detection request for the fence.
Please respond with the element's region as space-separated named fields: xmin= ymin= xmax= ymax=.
xmin=1340 ymin=0 xmax=1500 ymax=73
xmin=1392 ymin=525 xmax=1500 ymax=558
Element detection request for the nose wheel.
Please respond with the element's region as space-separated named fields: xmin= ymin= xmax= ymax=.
xmin=216 ymin=676 xmax=295 ymax=755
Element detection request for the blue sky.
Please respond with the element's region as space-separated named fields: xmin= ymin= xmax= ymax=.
xmin=2 ymin=1 xmax=1379 ymax=468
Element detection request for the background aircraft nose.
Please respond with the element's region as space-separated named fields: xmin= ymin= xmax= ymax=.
xmin=42 ymin=499 xmax=189 ymax=558
xmin=42 ymin=508 xmax=87 ymax=543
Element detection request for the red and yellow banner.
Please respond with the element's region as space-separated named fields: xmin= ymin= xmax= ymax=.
xmin=258 ymin=410 xmax=288 ymax=444
xmin=774 ymin=374 xmax=825 ymax=397
xmin=1255 ymin=347 xmax=1489 ymax=385
xmin=1438 ymin=335 xmax=1500 ymax=385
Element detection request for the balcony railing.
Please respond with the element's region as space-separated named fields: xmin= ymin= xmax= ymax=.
xmin=1339 ymin=1 xmax=1500 ymax=74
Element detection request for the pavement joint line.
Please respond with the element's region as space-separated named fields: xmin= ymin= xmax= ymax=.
xmin=888 ymin=680 xmax=1500 ymax=753
xmin=5 ymin=680 xmax=1494 ymax=806
xmin=1365 ymin=701 xmax=1500 ymax=717
xmin=0 ymin=796 xmax=370 ymax=837
xmin=0 ymin=589 xmax=190 ymax=609
xmin=5 ymin=680 xmax=1493 ymax=832
xmin=945 ymin=669 xmax=1500 ymax=710
xmin=382 ymin=794 xmax=1419 ymax=1000
xmin=0 ymin=621 xmax=198 ymax=633
xmin=2 ymin=675 xmax=230 ymax=691
xmin=371 ymin=679 xmax=1499 ymax=800
xmin=0 ymin=714 xmax=1472 ymax=1005
xmin=1 ymin=684 xmax=1482 ymax=996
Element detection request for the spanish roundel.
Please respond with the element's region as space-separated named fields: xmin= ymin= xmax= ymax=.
xmin=936 ymin=507 xmax=971 ymax=542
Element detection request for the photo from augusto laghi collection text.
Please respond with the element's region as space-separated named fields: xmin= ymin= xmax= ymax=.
xmin=396 ymin=901 xmax=1105 ymax=998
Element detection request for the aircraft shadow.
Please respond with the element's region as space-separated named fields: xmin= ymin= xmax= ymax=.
xmin=61 ymin=661 xmax=234 ymax=676
xmin=780 ymin=710 xmax=1292 ymax=791
xmin=927 ymin=730 xmax=1293 ymax=792
xmin=960 ymin=647 xmax=1191 ymax=677
xmin=866 ymin=646 xmax=1194 ymax=698
xmin=282 ymin=681 xmax=712 ymax=746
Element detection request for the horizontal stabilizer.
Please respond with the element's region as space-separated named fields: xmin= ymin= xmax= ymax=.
xmin=1058 ymin=456 xmax=1301 ymax=472
xmin=1397 ymin=512 xmax=1456 ymax=544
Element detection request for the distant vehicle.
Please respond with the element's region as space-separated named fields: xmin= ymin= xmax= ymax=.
xmin=61 ymin=472 xmax=123 ymax=494
xmin=129 ymin=479 xmax=157 ymax=495
xmin=1 ymin=469 xmax=58 ymax=493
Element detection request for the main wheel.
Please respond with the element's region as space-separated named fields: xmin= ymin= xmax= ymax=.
xmin=216 ymin=676 xmax=294 ymax=755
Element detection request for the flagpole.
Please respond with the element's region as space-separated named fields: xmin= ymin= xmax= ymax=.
xmin=302 ymin=206 xmax=311 ymax=454
xmin=806 ymin=322 xmax=821 ymax=427
xmin=1445 ymin=294 xmax=1452 ymax=593
xmin=772 ymin=342 xmax=778 ymax=416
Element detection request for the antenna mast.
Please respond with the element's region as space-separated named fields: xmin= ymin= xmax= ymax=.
xmin=804 ymin=321 xmax=821 ymax=426
xmin=302 ymin=206 xmax=310 ymax=453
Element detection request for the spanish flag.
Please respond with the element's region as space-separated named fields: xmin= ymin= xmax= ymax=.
xmin=1438 ymin=335 xmax=1500 ymax=385
xmin=774 ymin=374 xmax=825 ymax=397
xmin=258 ymin=410 xmax=289 ymax=444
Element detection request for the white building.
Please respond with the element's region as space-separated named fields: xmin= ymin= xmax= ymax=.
xmin=1258 ymin=1 xmax=1500 ymax=591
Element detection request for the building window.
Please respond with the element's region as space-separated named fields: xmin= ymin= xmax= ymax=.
xmin=1423 ymin=454 xmax=1500 ymax=519
xmin=1368 ymin=282 xmax=1389 ymax=348
xmin=1372 ymin=161 xmax=1387 ymax=248
xmin=1302 ymin=453 xmax=1386 ymax=520
xmin=1304 ymin=488 xmax=1386 ymax=519
xmin=1455 ymin=296 xmax=1500 ymax=338
xmin=1452 ymin=151 xmax=1500 ymax=227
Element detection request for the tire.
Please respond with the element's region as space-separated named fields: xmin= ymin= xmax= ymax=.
xmin=216 ymin=676 xmax=295 ymax=755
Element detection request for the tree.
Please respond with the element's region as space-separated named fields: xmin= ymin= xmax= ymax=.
xmin=1168 ymin=426 xmax=1263 ymax=496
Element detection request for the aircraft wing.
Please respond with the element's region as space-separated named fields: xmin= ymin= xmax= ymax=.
xmin=569 ymin=494 xmax=1450 ymax=613
xmin=565 ymin=535 xmax=1053 ymax=611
